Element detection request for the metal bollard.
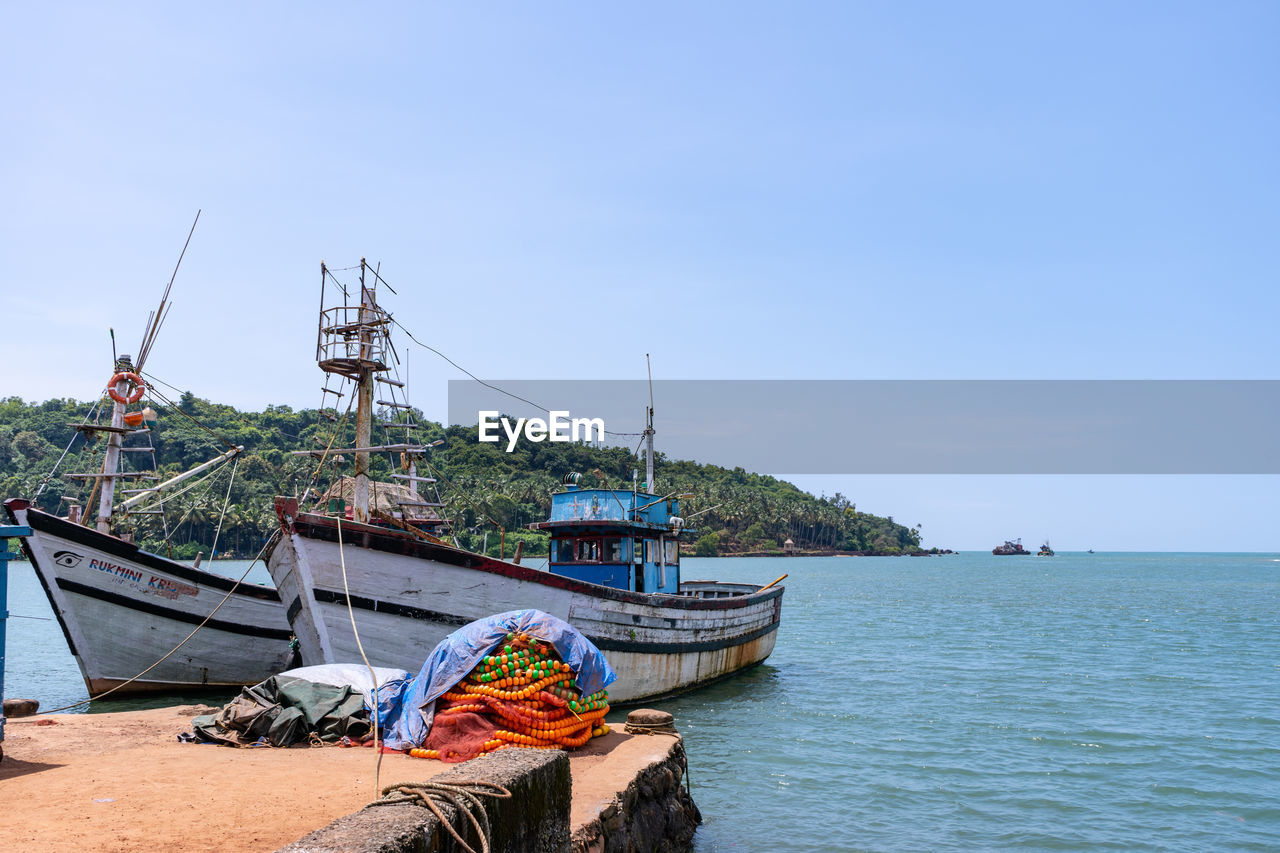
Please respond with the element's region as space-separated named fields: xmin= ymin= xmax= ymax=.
xmin=0 ymin=523 xmax=33 ymax=761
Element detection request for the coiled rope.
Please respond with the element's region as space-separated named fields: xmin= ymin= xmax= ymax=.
xmin=370 ymin=779 xmax=512 ymax=853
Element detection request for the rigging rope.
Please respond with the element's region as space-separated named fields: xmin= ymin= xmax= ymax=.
xmin=390 ymin=318 xmax=643 ymax=438
xmin=140 ymin=380 xmax=237 ymax=452
xmin=125 ymin=460 xmax=231 ymax=523
xmin=299 ymin=385 xmax=358 ymax=508
xmin=144 ymin=370 xmax=307 ymax=443
xmin=207 ymin=456 xmax=239 ymax=561
xmin=36 ymin=398 xmax=103 ymax=497
xmin=416 ymin=458 xmax=506 ymax=546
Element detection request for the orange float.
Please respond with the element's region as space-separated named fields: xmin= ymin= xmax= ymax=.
xmin=107 ymin=371 xmax=146 ymax=404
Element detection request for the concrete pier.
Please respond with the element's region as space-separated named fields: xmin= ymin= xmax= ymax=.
xmin=0 ymin=706 xmax=699 ymax=852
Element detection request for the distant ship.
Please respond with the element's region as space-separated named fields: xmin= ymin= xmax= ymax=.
xmin=1037 ymin=541 xmax=1055 ymax=556
xmin=992 ymin=538 xmax=1030 ymax=556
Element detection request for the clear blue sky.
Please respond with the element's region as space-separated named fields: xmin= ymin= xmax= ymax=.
xmin=3 ymin=3 xmax=1276 ymax=550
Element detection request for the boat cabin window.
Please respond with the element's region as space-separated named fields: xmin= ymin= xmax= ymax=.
xmin=664 ymin=539 xmax=679 ymax=565
xmin=551 ymin=537 xmax=626 ymax=565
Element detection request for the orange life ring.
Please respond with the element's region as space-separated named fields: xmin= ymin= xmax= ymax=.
xmin=107 ymin=371 xmax=146 ymax=404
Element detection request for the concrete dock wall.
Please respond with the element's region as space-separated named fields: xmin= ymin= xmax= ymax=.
xmin=278 ymin=736 xmax=702 ymax=853
xmin=278 ymin=749 xmax=571 ymax=853
xmin=571 ymin=738 xmax=701 ymax=853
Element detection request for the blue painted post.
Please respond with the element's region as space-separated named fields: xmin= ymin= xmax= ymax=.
xmin=0 ymin=523 xmax=33 ymax=757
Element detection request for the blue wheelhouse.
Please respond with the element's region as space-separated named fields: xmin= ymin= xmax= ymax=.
xmin=528 ymin=475 xmax=689 ymax=594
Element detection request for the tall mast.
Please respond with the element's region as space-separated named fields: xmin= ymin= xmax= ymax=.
xmin=96 ymin=355 xmax=133 ymax=533
xmin=353 ymin=259 xmax=374 ymax=524
xmin=92 ymin=212 xmax=199 ymax=534
xmin=316 ymin=258 xmax=398 ymax=526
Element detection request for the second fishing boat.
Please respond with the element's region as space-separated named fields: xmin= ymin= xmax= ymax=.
xmin=266 ymin=261 xmax=784 ymax=703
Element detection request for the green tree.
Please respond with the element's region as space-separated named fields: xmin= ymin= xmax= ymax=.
xmin=694 ymin=533 xmax=719 ymax=557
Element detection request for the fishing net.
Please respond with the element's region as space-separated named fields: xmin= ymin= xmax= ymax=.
xmin=408 ymin=631 xmax=610 ymax=761
xmin=421 ymin=711 xmax=498 ymax=762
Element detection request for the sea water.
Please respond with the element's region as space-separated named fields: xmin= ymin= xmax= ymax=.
xmin=667 ymin=554 xmax=1280 ymax=851
xmin=5 ymin=553 xmax=1278 ymax=850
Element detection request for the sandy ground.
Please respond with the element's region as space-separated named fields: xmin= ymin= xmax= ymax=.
xmin=0 ymin=706 xmax=676 ymax=853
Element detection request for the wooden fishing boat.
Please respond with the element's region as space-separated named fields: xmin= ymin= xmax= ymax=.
xmin=266 ymin=261 xmax=784 ymax=703
xmin=3 ymin=228 xmax=295 ymax=696
xmin=6 ymin=497 xmax=294 ymax=694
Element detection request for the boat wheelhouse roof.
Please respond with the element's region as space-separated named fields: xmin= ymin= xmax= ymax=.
xmin=527 ymin=487 xmax=690 ymax=536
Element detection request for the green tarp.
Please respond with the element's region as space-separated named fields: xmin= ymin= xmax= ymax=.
xmin=190 ymin=675 xmax=371 ymax=747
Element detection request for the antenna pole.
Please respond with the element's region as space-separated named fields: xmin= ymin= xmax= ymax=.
xmin=644 ymin=354 xmax=655 ymax=494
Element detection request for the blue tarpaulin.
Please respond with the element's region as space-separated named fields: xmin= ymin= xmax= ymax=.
xmin=382 ymin=609 xmax=617 ymax=750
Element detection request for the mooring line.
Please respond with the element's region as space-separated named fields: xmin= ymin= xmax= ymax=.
xmin=336 ymin=511 xmax=383 ymax=796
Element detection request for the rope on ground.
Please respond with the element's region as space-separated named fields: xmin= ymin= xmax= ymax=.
xmin=369 ymin=780 xmax=512 ymax=853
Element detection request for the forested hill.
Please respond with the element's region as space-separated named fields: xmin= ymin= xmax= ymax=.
xmin=0 ymin=395 xmax=926 ymax=558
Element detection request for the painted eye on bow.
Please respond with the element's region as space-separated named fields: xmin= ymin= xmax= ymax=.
xmin=53 ymin=550 xmax=83 ymax=567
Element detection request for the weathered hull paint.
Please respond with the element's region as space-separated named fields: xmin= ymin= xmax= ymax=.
xmin=5 ymin=502 xmax=295 ymax=696
xmin=268 ymin=503 xmax=784 ymax=704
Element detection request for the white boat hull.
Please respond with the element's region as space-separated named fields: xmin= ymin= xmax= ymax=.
xmin=268 ymin=500 xmax=783 ymax=703
xmin=5 ymin=500 xmax=295 ymax=695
